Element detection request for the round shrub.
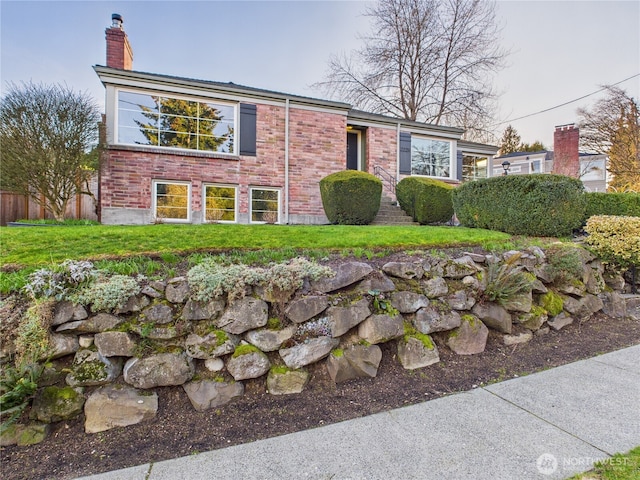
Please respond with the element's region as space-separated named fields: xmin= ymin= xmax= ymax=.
xmin=452 ymin=174 xmax=586 ymax=237
xmin=319 ymin=171 xmax=382 ymax=225
xmin=584 ymin=192 xmax=640 ymax=220
xmin=396 ymin=177 xmax=454 ymax=224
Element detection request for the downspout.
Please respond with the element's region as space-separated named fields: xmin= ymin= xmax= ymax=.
xmin=284 ymin=98 xmax=290 ymax=224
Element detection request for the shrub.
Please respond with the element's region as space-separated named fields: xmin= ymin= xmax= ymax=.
xmin=319 ymin=171 xmax=382 ymax=225
xmin=15 ymin=299 xmax=54 ymax=365
xmin=396 ymin=177 xmax=454 ymax=224
xmin=483 ymin=253 xmax=533 ymax=306
xmin=70 ymin=274 xmax=141 ymax=312
xmin=584 ymin=192 xmax=640 ymax=220
xmin=452 ymin=174 xmax=586 ymax=237
xmin=23 ymin=260 xmax=97 ymax=300
xmin=1 ymin=362 xmax=44 ymax=432
xmin=544 ymin=245 xmax=585 ymax=284
xmin=584 ymin=215 xmax=640 ymax=270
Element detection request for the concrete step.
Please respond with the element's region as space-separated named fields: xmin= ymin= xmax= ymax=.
xmin=373 ymin=195 xmax=418 ymax=225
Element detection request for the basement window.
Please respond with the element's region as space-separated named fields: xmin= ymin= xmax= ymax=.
xmin=153 ymin=181 xmax=191 ymax=223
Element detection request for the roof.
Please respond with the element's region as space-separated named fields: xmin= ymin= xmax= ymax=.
xmin=346 ymin=109 xmax=464 ymax=136
xmin=457 ymin=139 xmax=499 ymax=155
xmin=494 ymin=150 xmax=550 ymax=160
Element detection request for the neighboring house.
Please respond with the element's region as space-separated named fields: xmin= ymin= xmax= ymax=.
xmin=493 ymin=124 xmax=609 ymax=192
xmin=96 ymin=15 xmax=498 ymax=225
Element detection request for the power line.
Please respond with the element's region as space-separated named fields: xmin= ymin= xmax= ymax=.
xmin=494 ymin=73 xmax=640 ymax=127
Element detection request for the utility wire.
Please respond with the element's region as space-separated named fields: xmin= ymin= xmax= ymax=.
xmin=494 ymin=73 xmax=640 ymax=126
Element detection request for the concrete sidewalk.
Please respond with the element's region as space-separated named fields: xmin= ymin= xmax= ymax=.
xmin=78 ymin=344 xmax=640 ymax=480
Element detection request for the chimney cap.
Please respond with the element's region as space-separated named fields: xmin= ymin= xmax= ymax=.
xmin=111 ymin=13 xmax=123 ymax=28
xmin=555 ymin=123 xmax=576 ymax=131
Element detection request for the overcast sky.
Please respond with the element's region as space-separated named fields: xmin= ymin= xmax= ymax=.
xmin=1 ymin=0 xmax=638 ymax=148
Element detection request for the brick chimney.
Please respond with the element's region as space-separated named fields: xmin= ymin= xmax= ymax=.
xmin=552 ymin=124 xmax=579 ymax=177
xmin=106 ymin=14 xmax=133 ymax=70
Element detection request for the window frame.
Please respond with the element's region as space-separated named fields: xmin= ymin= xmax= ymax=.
xmin=152 ymin=180 xmax=192 ymax=223
xmin=249 ymin=187 xmax=281 ymax=224
xmin=115 ymin=87 xmax=238 ymax=155
xmin=406 ymin=134 xmax=455 ymax=180
xmin=202 ymin=183 xmax=238 ymax=223
xmin=461 ymin=154 xmax=489 ymax=182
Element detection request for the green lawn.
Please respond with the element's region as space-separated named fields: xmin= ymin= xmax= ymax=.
xmin=0 ymin=224 xmax=510 ymax=267
xmin=568 ymin=446 xmax=640 ymax=480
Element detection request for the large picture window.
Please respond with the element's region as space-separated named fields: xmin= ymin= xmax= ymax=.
xmin=204 ymin=185 xmax=237 ymax=222
xmin=153 ymin=181 xmax=191 ymax=222
xmin=250 ymin=188 xmax=280 ymax=224
xmin=411 ymin=137 xmax=451 ymax=177
xmin=462 ymin=155 xmax=488 ymax=182
xmin=118 ymin=90 xmax=235 ymax=153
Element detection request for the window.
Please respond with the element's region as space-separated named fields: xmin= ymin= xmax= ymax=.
xmin=462 ymin=155 xmax=488 ymax=181
xmin=531 ymin=160 xmax=541 ymax=173
xmin=250 ymin=188 xmax=280 ymax=224
xmin=204 ymin=185 xmax=237 ymax=222
xmin=410 ymin=136 xmax=451 ymax=177
xmin=118 ymin=90 xmax=235 ymax=153
xmin=153 ymin=181 xmax=191 ymax=222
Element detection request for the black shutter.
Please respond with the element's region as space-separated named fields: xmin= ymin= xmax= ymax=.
xmin=456 ymin=150 xmax=463 ymax=181
xmin=399 ymin=132 xmax=412 ymax=174
xmin=239 ymin=103 xmax=257 ymax=156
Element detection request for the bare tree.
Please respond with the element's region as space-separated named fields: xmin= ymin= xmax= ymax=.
xmin=316 ymin=0 xmax=507 ymax=140
xmin=578 ymin=86 xmax=640 ymax=192
xmin=0 ymin=82 xmax=101 ymax=221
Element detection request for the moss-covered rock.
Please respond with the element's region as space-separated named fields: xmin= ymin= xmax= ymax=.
xmin=31 ymin=386 xmax=85 ymax=423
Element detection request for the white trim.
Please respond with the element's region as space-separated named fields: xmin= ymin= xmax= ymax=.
xmin=152 ymin=180 xmax=192 ymax=223
xmin=249 ymin=187 xmax=281 ymax=224
xmin=202 ymin=183 xmax=238 ymax=223
xmin=346 ymin=129 xmax=363 ymax=171
xmin=409 ymin=134 xmax=455 ymax=180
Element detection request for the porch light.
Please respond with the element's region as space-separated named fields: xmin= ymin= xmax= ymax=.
xmin=501 ymin=160 xmax=511 ymax=176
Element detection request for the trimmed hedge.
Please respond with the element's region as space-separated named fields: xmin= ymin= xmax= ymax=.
xmin=396 ymin=177 xmax=454 ymax=224
xmin=585 ymin=215 xmax=640 ymax=269
xmin=319 ymin=171 xmax=382 ymax=225
xmin=584 ymin=192 xmax=640 ymax=219
xmin=452 ymin=174 xmax=586 ymax=237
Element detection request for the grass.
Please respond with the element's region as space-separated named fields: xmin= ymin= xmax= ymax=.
xmin=568 ymin=446 xmax=640 ymax=480
xmin=0 ymin=223 xmax=510 ymax=267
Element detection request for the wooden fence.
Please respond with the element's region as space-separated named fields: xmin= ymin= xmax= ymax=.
xmin=0 ymin=175 xmax=99 ymax=226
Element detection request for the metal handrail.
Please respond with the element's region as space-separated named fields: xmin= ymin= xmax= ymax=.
xmin=373 ymin=165 xmax=397 ymax=195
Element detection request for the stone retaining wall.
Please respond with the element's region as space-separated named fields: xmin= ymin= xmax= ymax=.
xmin=3 ymin=246 xmax=639 ymax=445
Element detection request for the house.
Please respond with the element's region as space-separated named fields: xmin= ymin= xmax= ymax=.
xmin=96 ymin=14 xmax=498 ymax=225
xmin=493 ymin=124 xmax=609 ymax=192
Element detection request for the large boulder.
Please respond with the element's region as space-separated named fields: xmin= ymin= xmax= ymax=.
xmin=443 ymin=256 xmax=479 ymax=279
xmin=326 ymin=298 xmax=370 ymax=337
xmin=123 ymin=353 xmax=195 ymax=389
xmin=48 ymin=333 xmax=79 ymax=360
xmin=31 ymin=386 xmax=85 ymax=423
xmin=217 ymin=297 xmax=268 ymax=334
xmin=185 ymin=331 xmax=239 ymax=359
xmin=390 ymin=291 xmax=429 ymax=313
xmin=357 ymin=314 xmax=404 ymax=344
xmin=267 ymin=369 xmax=310 ymax=395
xmin=140 ymin=303 xmax=174 ymax=324
xmin=55 ymin=313 xmax=124 ymax=334
xmin=285 ymin=296 xmax=329 ymax=323
xmin=245 ymin=325 xmax=296 ymax=352
xmin=561 ymin=294 xmax=604 ymax=318
xmin=472 ymin=303 xmax=512 ymax=334
xmin=226 ymin=349 xmax=271 ymax=381
xmin=182 ymin=380 xmax=244 ymax=412
xmin=66 ymin=349 xmax=123 ymax=387
xmin=413 ymin=306 xmax=461 ymax=334
xmin=181 ymin=299 xmax=225 ymax=321
xmin=446 ymin=315 xmax=489 ymax=355
xmin=397 ymin=335 xmax=440 ymax=370
xmin=310 ymin=262 xmax=372 ymax=293
xmin=279 ymin=337 xmax=339 ymax=369
xmin=84 ymin=384 xmax=158 ymax=434
xmin=423 ymin=277 xmax=448 ymax=298
xmin=382 ymin=262 xmax=423 ymax=280
xmin=445 ymin=290 xmax=476 ymax=311
xmin=165 ymin=278 xmax=190 ymax=303
xmin=326 ymin=344 xmax=382 ymax=383
xmin=94 ymin=331 xmax=137 ymax=357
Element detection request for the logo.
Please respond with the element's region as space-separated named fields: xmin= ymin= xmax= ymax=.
xmin=537 ymin=453 xmax=558 ymax=475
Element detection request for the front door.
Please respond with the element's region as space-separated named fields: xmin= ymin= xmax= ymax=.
xmin=346 ymin=131 xmax=359 ymax=170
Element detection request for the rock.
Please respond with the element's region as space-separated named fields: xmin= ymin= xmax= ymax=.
xmin=129 ymin=323 xmax=183 ymax=340
xmin=31 ymin=386 xmax=85 ymax=423
xmin=141 ymin=303 xmax=174 ymax=324
xmin=397 ymin=335 xmax=440 ymax=370
xmin=326 ymin=298 xmax=370 ymax=337
xmin=462 ymin=275 xmax=481 ymax=290
xmin=557 ymin=281 xmax=587 ymax=297
xmin=600 ymin=292 xmax=627 ymax=318
xmin=78 ymin=335 xmax=94 ymax=348
xmin=472 ymin=303 xmax=512 ymax=334
xmin=226 ymin=349 xmax=271 ymax=381
xmin=462 ymin=252 xmax=487 ymax=263
xmin=201 ymin=360 xmax=222 ymax=374
xmin=52 ymin=301 xmax=74 ymax=326
xmin=141 ymin=284 xmax=164 ymax=298
xmin=353 ymin=273 xmax=396 ymax=294
xmin=357 ymin=314 xmax=404 ymax=344
xmin=423 ymin=277 xmax=448 ymax=298
xmin=390 ymin=291 xmax=429 ymax=313
xmin=562 ymin=294 xmax=604 ymax=318
xmin=548 ymin=312 xmax=574 ymax=331
xmin=531 ymin=278 xmax=548 ymax=294
xmin=182 ymin=299 xmax=225 ymax=321
xmin=116 ymin=294 xmax=150 ymax=314
xmin=267 ymin=369 xmax=310 ymax=395
xmin=503 ymin=331 xmax=533 ymax=346
xmin=123 ymin=353 xmax=195 ymax=388
xmin=279 ymin=336 xmax=339 ymax=369
xmin=382 ymin=262 xmax=423 ymax=280
xmin=603 ymin=272 xmax=625 ymax=291
xmin=84 ymin=384 xmax=158 ymax=433
xmin=445 ymin=290 xmax=476 ymax=311
xmin=310 ymin=262 xmax=372 ymax=293
xmin=326 ymin=344 xmax=382 ymax=383
xmin=443 ymin=256 xmax=478 ymax=279
xmin=285 ymin=296 xmax=329 ymax=323
xmin=446 ymin=315 xmax=489 ymax=355
xmin=413 ymin=306 xmax=461 ymax=334
xmin=535 ymin=326 xmax=550 ymax=336
xmin=585 ymin=268 xmax=605 ymax=295
xmin=185 ymin=331 xmax=239 ymax=359
xmin=518 ymin=310 xmax=548 ymax=331
xmin=165 ymin=278 xmax=190 ymax=303
xmin=245 ymin=325 xmax=296 ymax=352
xmin=94 ymin=331 xmax=137 ymax=357
xmin=8 ymin=423 xmax=50 ymax=446
xmin=66 ymin=349 xmax=123 ymax=387
xmin=624 ymin=294 xmax=640 ymax=320
xmin=502 ymin=291 xmax=533 ymax=313
xmin=48 ymin=333 xmax=79 ymax=359
xmin=182 ymin=381 xmax=244 ymax=412
xmin=55 ymin=313 xmax=124 ymax=334
xmin=217 ymin=297 xmax=268 ymax=335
